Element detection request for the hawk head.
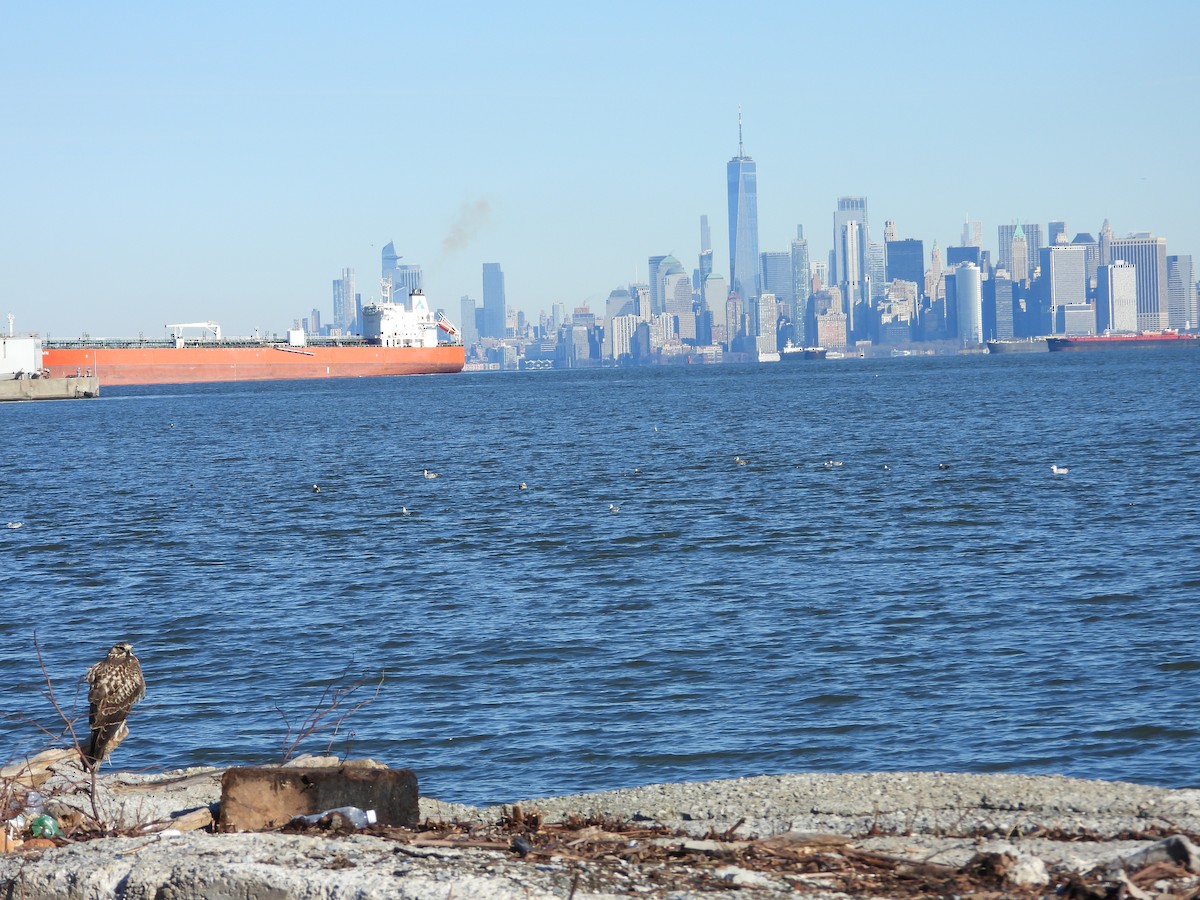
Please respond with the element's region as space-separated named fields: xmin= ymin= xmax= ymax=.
xmin=108 ymin=642 xmax=135 ymax=659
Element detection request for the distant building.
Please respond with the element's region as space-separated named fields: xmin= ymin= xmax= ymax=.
xmin=886 ymin=239 xmax=924 ymax=290
xmin=955 ymin=263 xmax=983 ymax=345
xmin=992 ymin=270 xmax=1015 ymax=340
xmin=1167 ymin=254 xmax=1195 ymax=329
xmin=332 ymin=268 xmax=356 ymax=332
xmin=946 ymin=246 xmax=981 ymax=267
xmin=482 ymin=263 xmax=507 ymax=338
xmin=1009 ymin=226 xmax=1029 ymax=286
xmin=790 ymin=228 xmax=812 ymax=343
xmin=1048 ymin=220 xmax=1068 ymax=247
xmin=999 ymin=222 xmax=1042 ymax=281
xmin=727 ymin=115 xmax=760 ymax=302
xmin=1108 ymin=234 xmax=1168 ymax=330
xmin=703 ymin=274 xmax=728 ymax=346
xmin=760 ymin=251 xmax=793 ymax=319
xmin=459 ymin=296 xmax=479 ymax=347
xmin=381 ymin=242 xmax=422 ymax=299
xmin=865 ymin=241 xmax=887 ymax=301
xmin=647 ymin=255 xmax=668 ymax=315
xmin=1096 ymin=261 xmax=1138 ymax=333
xmin=833 ymin=196 xmax=868 ymax=287
xmin=698 ymin=215 xmax=713 ymax=296
xmin=1040 ymin=244 xmax=1088 ymax=312
xmin=663 ymin=272 xmax=695 ymax=342
xmin=1057 ymin=303 xmax=1096 ymax=335
xmin=961 ymin=219 xmax=983 ymax=248
xmin=755 ymin=293 xmax=778 ymax=356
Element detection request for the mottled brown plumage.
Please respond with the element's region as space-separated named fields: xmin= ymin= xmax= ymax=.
xmin=82 ymin=642 xmax=145 ymax=771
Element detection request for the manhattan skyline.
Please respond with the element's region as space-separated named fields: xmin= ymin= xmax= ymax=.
xmin=2 ymin=2 xmax=1197 ymax=338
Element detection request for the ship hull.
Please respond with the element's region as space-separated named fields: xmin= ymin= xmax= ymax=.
xmin=986 ymin=339 xmax=1048 ymax=353
xmin=42 ymin=344 xmax=465 ymax=386
xmin=1045 ymin=334 xmax=1199 ymax=352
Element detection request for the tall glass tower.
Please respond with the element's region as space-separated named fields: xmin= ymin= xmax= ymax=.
xmin=482 ymin=263 xmax=507 ymax=339
xmin=726 ymin=113 xmax=760 ymax=303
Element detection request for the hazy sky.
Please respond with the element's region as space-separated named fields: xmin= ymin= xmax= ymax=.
xmin=3 ymin=1 xmax=1197 ymax=338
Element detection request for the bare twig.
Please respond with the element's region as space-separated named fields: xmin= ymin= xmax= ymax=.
xmin=276 ymin=666 xmax=385 ymax=763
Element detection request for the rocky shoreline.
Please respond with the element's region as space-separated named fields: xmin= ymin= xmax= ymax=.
xmin=4 ymin=754 xmax=1200 ymax=898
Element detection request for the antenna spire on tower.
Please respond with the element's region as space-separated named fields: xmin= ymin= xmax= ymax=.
xmin=738 ymin=106 xmax=744 ymax=157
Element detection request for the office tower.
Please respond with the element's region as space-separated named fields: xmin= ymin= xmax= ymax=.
xmin=381 ymin=242 xmax=422 ymax=298
xmin=886 ymin=239 xmax=924 ymax=289
xmin=1096 ymin=262 xmax=1138 ymax=333
xmin=833 ymin=196 xmax=868 ymax=287
xmin=663 ymin=271 xmax=695 ymax=342
xmin=1167 ymin=255 xmax=1195 ymax=328
xmin=482 ymin=263 xmax=506 ymax=338
xmin=883 ymin=219 xmax=897 ymax=243
xmin=961 ymin=218 xmax=982 ymax=248
xmin=1010 ymin=225 xmax=1029 ymax=285
xmin=760 ymin=251 xmax=793 ymax=317
xmin=790 ymin=228 xmax=811 ymax=340
xmin=698 ymin=215 xmax=713 ymax=293
xmin=627 ymin=285 xmax=649 ymax=319
xmin=1099 ymin=218 xmax=1113 ymax=266
xmin=726 ymin=113 xmax=760 ymax=302
xmin=812 ymin=260 xmax=828 ymax=292
xmin=926 ymin=241 xmax=944 ymax=302
xmin=755 ymin=293 xmax=778 ymax=355
xmin=839 ymin=218 xmax=863 ymax=329
xmin=1040 ymin=244 xmax=1088 ymax=308
xmin=993 ymin=270 xmax=1015 ymax=339
xmin=704 ymin=274 xmax=728 ymax=345
xmin=654 ymin=255 xmax=684 ymax=319
xmin=458 ymin=296 xmax=479 ymax=347
xmin=1108 ymin=233 xmax=1168 ymax=330
xmin=1048 ymin=221 xmax=1067 ymax=246
xmin=998 ymin=222 xmax=1042 ymax=281
xmin=947 ymin=246 xmax=982 ymax=267
xmin=647 ymin=255 xmax=668 ymax=315
xmin=1071 ymin=233 xmax=1100 ymax=288
xmin=332 ymin=268 xmax=356 ymax=331
xmin=865 ymin=242 xmax=887 ymax=301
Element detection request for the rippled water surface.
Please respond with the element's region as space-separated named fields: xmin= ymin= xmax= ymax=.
xmin=3 ymin=351 xmax=1199 ymax=804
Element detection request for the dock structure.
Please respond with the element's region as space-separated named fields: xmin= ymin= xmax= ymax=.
xmin=0 ymin=374 xmax=99 ymax=401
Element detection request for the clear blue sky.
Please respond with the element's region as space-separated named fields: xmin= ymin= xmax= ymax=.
xmin=3 ymin=1 xmax=1196 ymax=338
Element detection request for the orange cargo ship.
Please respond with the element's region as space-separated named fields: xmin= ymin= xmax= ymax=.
xmin=40 ymin=289 xmax=466 ymax=386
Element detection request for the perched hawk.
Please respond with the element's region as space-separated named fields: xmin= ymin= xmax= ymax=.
xmin=82 ymin=642 xmax=145 ymax=771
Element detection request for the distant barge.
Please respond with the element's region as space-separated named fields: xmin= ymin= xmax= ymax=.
xmin=1045 ymin=332 xmax=1199 ymax=352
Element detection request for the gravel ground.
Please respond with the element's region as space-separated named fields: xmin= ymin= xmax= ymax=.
xmin=4 ymin=764 xmax=1200 ymax=899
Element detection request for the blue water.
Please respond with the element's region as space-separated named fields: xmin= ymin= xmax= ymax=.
xmin=2 ymin=351 xmax=1199 ymax=805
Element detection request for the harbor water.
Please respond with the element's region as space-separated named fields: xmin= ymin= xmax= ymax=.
xmin=2 ymin=350 xmax=1198 ymax=805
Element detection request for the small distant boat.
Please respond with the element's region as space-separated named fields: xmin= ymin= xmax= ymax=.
xmin=890 ymin=348 xmax=912 ymax=358
xmin=781 ymin=341 xmax=829 ymax=361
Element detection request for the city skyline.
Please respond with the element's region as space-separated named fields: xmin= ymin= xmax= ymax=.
xmin=2 ymin=2 xmax=1197 ymax=338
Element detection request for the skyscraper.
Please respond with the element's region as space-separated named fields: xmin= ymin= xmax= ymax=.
xmin=1108 ymin=233 xmax=1168 ymax=330
xmin=999 ymin=222 xmax=1043 ymax=281
xmin=1048 ymin=221 xmax=1067 ymax=246
xmin=833 ymin=196 xmax=868 ymax=286
xmin=332 ymin=267 xmax=356 ymax=332
xmin=482 ymin=263 xmax=506 ymax=339
xmin=647 ymin=255 xmax=668 ymax=315
xmin=381 ymin=242 xmax=422 ymax=299
xmin=1040 ymin=244 xmax=1088 ymax=309
xmin=1167 ymin=254 xmax=1195 ymax=329
xmin=1010 ymin=225 xmax=1029 ymax=286
xmin=955 ymin=263 xmax=983 ymax=345
xmin=790 ymin=227 xmax=811 ymax=342
xmin=698 ymin=215 xmax=713 ymax=296
xmin=726 ymin=113 xmax=760 ymax=302
xmin=961 ymin=218 xmax=982 ymax=248
xmin=1096 ymin=261 xmax=1138 ymax=333
xmin=886 ymin=239 xmax=924 ymax=290
xmin=760 ymin=251 xmax=793 ymax=318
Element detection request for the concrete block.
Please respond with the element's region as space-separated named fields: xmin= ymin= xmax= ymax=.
xmin=218 ymin=765 xmax=418 ymax=832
